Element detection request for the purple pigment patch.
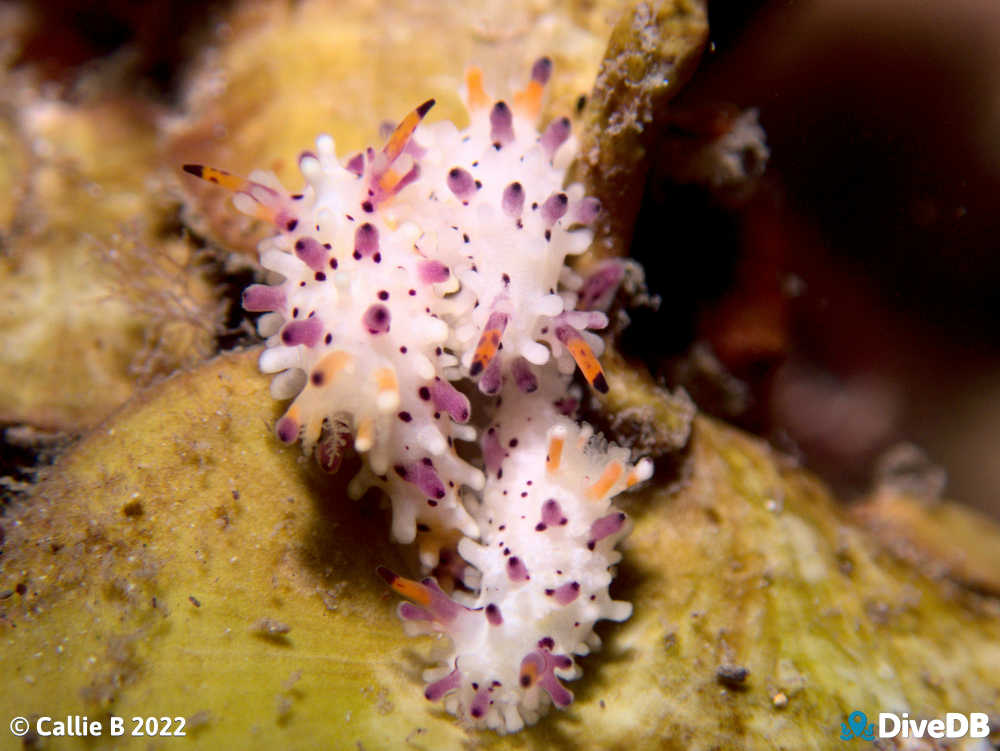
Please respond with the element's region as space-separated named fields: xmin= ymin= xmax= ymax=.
xmin=577 ymin=260 xmax=625 ymax=311
xmin=425 ymin=667 xmax=462 ymax=701
xmin=446 ymin=167 xmax=476 ymax=201
xmin=506 ymin=556 xmax=529 ymax=582
xmin=489 ymin=101 xmax=514 ymax=146
xmin=478 ymin=355 xmax=502 ymax=395
xmin=541 ymin=499 xmax=567 ymax=528
xmin=573 ymin=195 xmax=602 ymax=225
xmin=482 ymin=427 xmax=504 ymax=477
xmin=540 ymin=117 xmax=571 ymax=159
xmin=511 ymin=357 xmax=538 ymax=393
xmin=354 ymin=222 xmax=379 ymax=258
xmin=502 ymin=182 xmax=525 ymax=217
xmin=281 ymin=317 xmax=323 ymax=347
xmin=242 ymin=284 xmax=285 ymax=312
xmin=418 ymin=260 xmax=450 ymax=284
xmin=541 ymin=192 xmax=569 ymax=226
xmin=429 ymin=379 xmax=470 ymax=422
xmin=531 ymin=57 xmax=553 ymax=85
xmin=294 ymin=236 xmax=327 ymax=271
xmin=362 ymin=303 xmax=391 ymax=334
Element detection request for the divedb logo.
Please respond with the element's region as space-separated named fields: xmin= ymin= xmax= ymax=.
xmin=841 ymin=710 xmax=992 ymax=741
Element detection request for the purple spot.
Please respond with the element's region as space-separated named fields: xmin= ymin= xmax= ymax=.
xmin=404 ymin=139 xmax=427 ymax=159
xmin=531 ymin=56 xmax=553 ymax=85
xmin=554 ymin=324 xmax=579 ymax=347
xmin=354 ymin=223 xmax=379 ymax=258
xmin=281 ymin=317 xmax=323 ymax=347
xmin=399 ymin=461 xmax=446 ymax=500
xmin=541 ymin=192 xmax=569 ymax=226
xmin=294 ymin=236 xmax=327 ymax=271
xmin=482 ymin=427 xmax=504 ymax=477
xmin=506 ymin=556 xmax=529 ymax=582
xmin=242 ymin=284 xmax=285 ymax=312
xmin=540 ymin=117 xmax=571 ymax=159
xmin=552 ymin=581 xmax=580 ymax=606
xmin=425 ymin=667 xmax=462 ymax=701
xmin=521 ymin=649 xmax=573 ymax=707
xmin=554 ymin=396 xmax=578 ymax=416
xmin=363 ymin=303 xmax=391 ymax=334
xmin=578 ymin=259 xmax=625 ymax=311
xmin=511 ymin=357 xmax=538 ymax=393
xmin=489 ymin=101 xmax=514 ymax=146
xmin=421 ymin=577 xmax=463 ymax=621
xmin=346 ymin=152 xmax=365 ymax=176
xmin=484 ymin=310 xmax=509 ymax=337
xmin=275 ymin=416 xmax=299 ymax=444
xmin=469 ymin=687 xmax=490 ymax=719
xmin=589 ymin=512 xmax=627 ymax=545
xmin=418 ymin=260 xmax=450 ymax=284
xmin=392 ymin=163 xmax=421 ymax=195
xmin=446 ymin=167 xmax=476 ymax=201
xmin=485 ymin=603 xmax=503 ymax=626
xmin=502 ymin=182 xmax=524 ymax=217
xmin=573 ymin=195 xmax=602 ymax=225
xmin=429 ymin=379 xmax=470 ymax=423
xmin=541 ymin=499 xmax=567 ymax=528
xmin=478 ymin=355 xmax=502 ymax=395
xmin=400 ymin=602 xmax=433 ymax=621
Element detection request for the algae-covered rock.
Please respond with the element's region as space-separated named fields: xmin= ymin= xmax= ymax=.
xmin=0 ymin=89 xmax=223 ymax=431
xmin=3 ymin=349 xmax=998 ymax=749
xmin=569 ymin=0 xmax=709 ymax=266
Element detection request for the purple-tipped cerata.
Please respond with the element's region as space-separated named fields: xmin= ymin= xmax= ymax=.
xmin=353 ymin=222 xmax=379 ymax=259
xmin=490 ymin=101 xmax=514 ymax=146
xmin=502 ymin=181 xmax=525 ymax=217
xmin=540 ymin=117 xmax=571 ymax=159
xmin=446 ymin=167 xmax=476 ymax=201
xmin=294 ymin=236 xmax=327 ymax=271
xmin=242 ymin=284 xmax=285 ymax=312
xmin=281 ymin=317 xmax=323 ymax=347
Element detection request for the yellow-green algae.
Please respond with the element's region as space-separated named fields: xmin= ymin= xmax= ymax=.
xmin=0 ymin=87 xmax=222 ymax=432
xmin=3 ymin=349 xmax=999 ymax=749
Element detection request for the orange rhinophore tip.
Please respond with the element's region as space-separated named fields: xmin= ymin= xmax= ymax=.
xmin=182 ymin=164 xmax=248 ymax=192
xmin=513 ymin=80 xmax=544 ymax=119
xmin=465 ymin=67 xmax=489 ymax=110
xmin=377 ymin=567 xmax=432 ymax=607
xmin=383 ymin=99 xmax=434 ymax=164
xmin=587 ymin=461 xmax=624 ymax=500
xmin=555 ymin=325 xmax=609 ymax=393
xmin=182 ymin=163 xmax=284 ymax=226
xmin=546 ymin=429 xmax=565 ymax=473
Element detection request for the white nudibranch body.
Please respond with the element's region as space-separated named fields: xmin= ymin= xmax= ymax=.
xmin=184 ymin=58 xmax=652 ymax=733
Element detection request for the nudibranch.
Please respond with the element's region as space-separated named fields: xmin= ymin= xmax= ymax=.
xmin=184 ymin=59 xmax=652 ymax=734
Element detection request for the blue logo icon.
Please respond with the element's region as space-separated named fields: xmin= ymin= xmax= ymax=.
xmin=841 ymin=711 xmax=876 ymax=741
